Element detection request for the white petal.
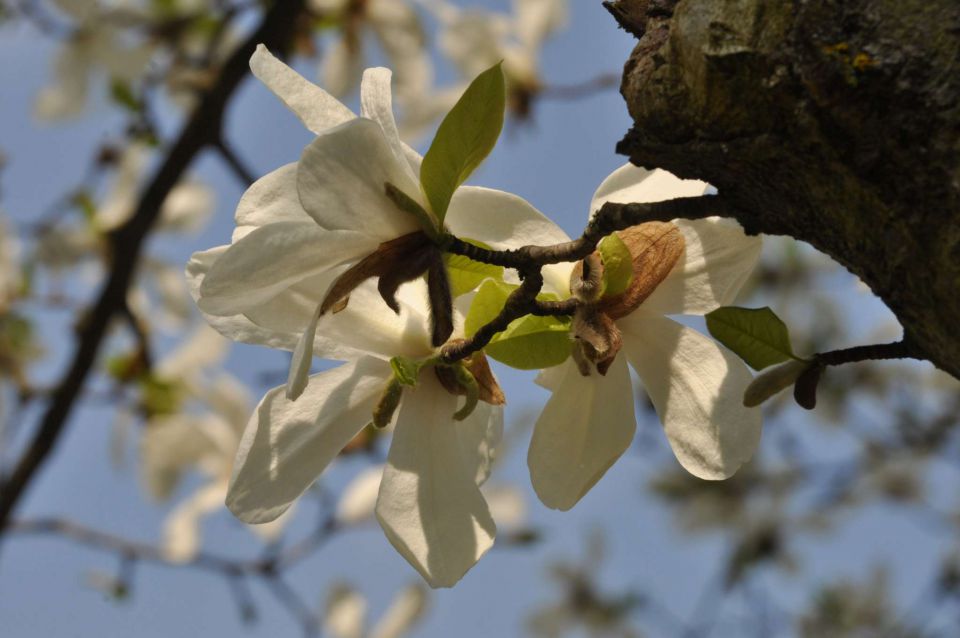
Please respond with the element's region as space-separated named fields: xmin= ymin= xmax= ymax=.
xmin=515 ymin=0 xmax=568 ymax=48
xmin=321 ymin=36 xmax=363 ymax=98
xmin=189 ymin=248 xmax=421 ymax=362
xmin=456 ymin=400 xmax=503 ymax=486
xmin=297 ymin=118 xmax=422 ymax=238
xmin=360 ymin=67 xmax=419 ymax=184
xmin=34 ymin=41 xmax=90 ymax=120
xmin=446 ymin=186 xmax=571 ymax=249
xmin=589 ymin=164 xmax=708 ymax=217
xmin=205 ymin=373 xmax=253 ymax=433
xmin=641 ymin=217 xmax=762 ymax=316
xmin=140 ymin=415 xmax=226 ymax=501
xmin=247 ymin=506 xmax=295 ymax=543
xmin=336 ymin=464 xmax=385 ymax=524
xmin=482 ymin=484 xmax=526 ymax=531
xmin=527 ymin=355 xmax=636 ymax=511
xmin=375 ymin=377 xmax=496 ymax=588
xmin=197 ymin=222 xmax=372 ymax=316
xmin=286 ymin=304 xmax=322 ymax=400
xmin=369 ymin=583 xmax=429 ymax=638
xmin=162 ymin=481 xmax=227 ymax=563
xmin=250 ymin=44 xmax=355 ymax=134
xmin=310 ymin=278 xmax=436 ymax=361
xmin=233 ymin=163 xmax=315 ymax=240
xmin=187 ymin=247 xmax=311 ymax=353
xmin=227 ymin=357 xmax=390 ymax=524
xmin=158 ymin=179 xmax=214 ymax=234
xmin=155 ymin=323 xmax=228 ymax=379
xmin=325 ymin=584 xmax=367 ymax=638
xmin=620 ymin=312 xmax=762 ymax=480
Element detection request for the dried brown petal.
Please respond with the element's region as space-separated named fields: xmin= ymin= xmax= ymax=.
xmin=572 ymin=305 xmax=622 ymax=376
xmin=570 ymin=253 xmax=604 ymax=303
xmin=599 ymin=222 xmax=684 ymax=320
xmin=319 ymin=231 xmax=432 ymax=315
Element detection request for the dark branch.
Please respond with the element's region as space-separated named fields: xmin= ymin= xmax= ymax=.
xmin=443 ymin=194 xmax=730 ymax=269
xmin=816 ymin=340 xmax=918 ymax=367
xmin=213 ymin=137 xmax=258 ymax=187
xmin=0 ymin=0 xmax=308 ymax=535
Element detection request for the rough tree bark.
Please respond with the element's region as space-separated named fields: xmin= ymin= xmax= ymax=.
xmin=604 ymin=0 xmax=960 ymax=377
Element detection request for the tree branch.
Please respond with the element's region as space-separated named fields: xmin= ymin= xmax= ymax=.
xmin=443 ymin=194 xmax=732 ymax=270
xmin=0 ymin=0 xmax=308 ymax=535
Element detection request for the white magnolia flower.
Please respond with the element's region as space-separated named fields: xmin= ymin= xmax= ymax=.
xmin=325 ymin=582 xmax=428 ymax=638
xmin=138 ymin=325 xmax=291 ymax=562
xmin=433 ymin=0 xmax=566 ymax=89
xmin=527 ymin=164 xmax=764 ymax=510
xmin=311 ymin=0 xmax=431 ymax=102
xmin=97 ymin=143 xmax=214 ymax=234
xmin=36 ymin=0 xmax=153 ymax=120
xmin=188 ymin=47 xmax=566 ymax=586
xmin=397 ymin=0 xmax=566 ymax=137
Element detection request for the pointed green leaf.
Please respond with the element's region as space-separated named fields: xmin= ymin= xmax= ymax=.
xmin=465 ymin=279 xmax=572 ymax=370
xmin=420 ymin=63 xmax=506 ymax=223
xmin=443 ymin=238 xmax=504 ymax=298
xmin=598 ymin=233 xmax=633 ymax=297
xmin=705 ymin=306 xmax=800 ymax=371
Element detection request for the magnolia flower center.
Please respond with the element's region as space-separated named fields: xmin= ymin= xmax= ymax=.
xmin=569 ymin=222 xmax=685 ymax=376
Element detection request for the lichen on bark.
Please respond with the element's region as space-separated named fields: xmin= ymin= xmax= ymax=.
xmin=605 ymin=0 xmax=960 ymax=377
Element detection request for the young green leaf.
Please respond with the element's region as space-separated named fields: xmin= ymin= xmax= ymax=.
xmin=465 ymin=280 xmax=572 ymax=370
xmin=597 ymin=233 xmax=633 ymax=297
xmin=420 ymin=63 xmax=506 ymax=223
xmin=706 ymin=306 xmax=800 ymax=371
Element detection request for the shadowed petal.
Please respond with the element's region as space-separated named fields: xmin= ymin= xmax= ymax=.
xmin=227 ymin=357 xmax=390 ymax=524
xmin=621 ymin=311 xmax=762 ymax=480
xmin=527 ymin=355 xmax=636 ymax=511
xmin=376 ymin=376 xmax=496 ymax=587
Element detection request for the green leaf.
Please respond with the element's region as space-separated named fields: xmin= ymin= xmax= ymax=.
xmin=390 ymin=356 xmax=422 ymax=386
xmin=385 ymin=182 xmax=439 ymax=241
xmin=109 ymin=79 xmax=141 ymax=113
xmin=706 ymin=306 xmax=799 ymax=371
xmin=444 ymin=238 xmax=504 ymax=297
xmin=420 ymin=63 xmax=506 ymax=223
xmin=598 ymin=233 xmax=633 ymax=297
xmin=465 ymin=280 xmax=572 ymax=370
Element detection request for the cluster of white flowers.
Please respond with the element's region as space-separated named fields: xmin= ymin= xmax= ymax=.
xmin=131 ymin=324 xmax=292 ymax=562
xmin=308 ymin=0 xmax=569 ymax=139
xmin=189 ymin=47 xmax=764 ymax=587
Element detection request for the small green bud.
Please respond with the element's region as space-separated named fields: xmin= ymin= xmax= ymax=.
xmin=372 ymin=378 xmax=404 ymax=428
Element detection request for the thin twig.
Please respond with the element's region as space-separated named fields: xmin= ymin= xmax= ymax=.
xmin=213 ymin=137 xmax=258 ymax=187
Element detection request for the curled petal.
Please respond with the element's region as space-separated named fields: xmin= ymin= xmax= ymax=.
xmin=298 ymin=118 xmax=422 ymax=237
xmin=250 ymin=44 xmax=355 ymax=135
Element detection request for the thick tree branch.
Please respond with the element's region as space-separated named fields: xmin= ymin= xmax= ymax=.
xmin=605 ymin=0 xmax=960 ymax=378
xmin=0 ymin=0 xmax=307 ymax=534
